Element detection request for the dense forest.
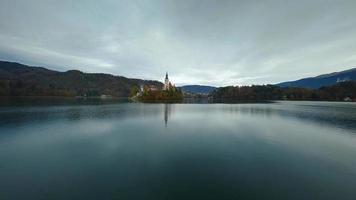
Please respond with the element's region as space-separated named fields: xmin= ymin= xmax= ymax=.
xmin=0 ymin=61 xmax=162 ymax=97
xmin=211 ymin=81 xmax=356 ymax=102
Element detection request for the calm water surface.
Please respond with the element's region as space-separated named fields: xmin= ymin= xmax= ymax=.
xmin=0 ymin=99 xmax=356 ymax=200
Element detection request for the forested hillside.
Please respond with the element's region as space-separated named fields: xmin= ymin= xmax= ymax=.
xmin=0 ymin=61 xmax=163 ymax=97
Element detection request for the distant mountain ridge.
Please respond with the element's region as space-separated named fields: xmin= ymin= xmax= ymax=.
xmin=0 ymin=61 xmax=163 ymax=97
xmin=277 ymin=68 xmax=356 ymax=89
xmin=180 ymin=85 xmax=216 ymax=94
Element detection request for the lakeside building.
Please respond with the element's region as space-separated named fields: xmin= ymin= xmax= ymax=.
xmin=147 ymin=85 xmax=159 ymax=91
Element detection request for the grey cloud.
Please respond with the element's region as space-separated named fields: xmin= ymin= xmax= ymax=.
xmin=0 ymin=0 xmax=356 ymax=86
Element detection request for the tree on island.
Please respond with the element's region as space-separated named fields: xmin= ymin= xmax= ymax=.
xmin=139 ymin=86 xmax=183 ymax=102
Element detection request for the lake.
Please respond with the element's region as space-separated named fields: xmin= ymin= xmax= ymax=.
xmin=0 ymin=99 xmax=356 ymax=200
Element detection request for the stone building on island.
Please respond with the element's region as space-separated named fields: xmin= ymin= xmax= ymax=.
xmin=163 ymin=72 xmax=175 ymax=91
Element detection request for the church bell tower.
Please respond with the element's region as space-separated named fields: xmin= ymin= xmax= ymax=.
xmin=164 ymin=72 xmax=170 ymax=90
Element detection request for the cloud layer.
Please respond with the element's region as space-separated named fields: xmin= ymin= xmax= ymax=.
xmin=1 ymin=0 xmax=356 ymax=86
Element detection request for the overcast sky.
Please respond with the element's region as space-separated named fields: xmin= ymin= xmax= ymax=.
xmin=0 ymin=0 xmax=356 ymax=86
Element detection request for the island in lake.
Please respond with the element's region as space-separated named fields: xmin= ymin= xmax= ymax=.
xmin=131 ymin=72 xmax=183 ymax=103
xmin=0 ymin=60 xmax=356 ymax=102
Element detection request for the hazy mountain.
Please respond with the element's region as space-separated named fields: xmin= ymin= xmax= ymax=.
xmin=180 ymin=85 xmax=216 ymax=94
xmin=0 ymin=61 xmax=163 ymax=97
xmin=277 ymin=68 xmax=356 ymax=89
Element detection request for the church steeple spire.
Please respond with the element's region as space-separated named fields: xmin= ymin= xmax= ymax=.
xmin=164 ymin=72 xmax=170 ymax=90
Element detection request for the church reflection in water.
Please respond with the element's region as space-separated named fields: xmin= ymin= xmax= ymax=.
xmin=164 ymin=104 xmax=172 ymax=127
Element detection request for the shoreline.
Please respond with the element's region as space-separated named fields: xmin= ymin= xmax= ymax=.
xmin=0 ymin=96 xmax=354 ymax=104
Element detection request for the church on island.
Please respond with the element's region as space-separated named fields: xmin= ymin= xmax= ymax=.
xmin=139 ymin=72 xmax=175 ymax=92
xmin=134 ymin=72 xmax=183 ymax=102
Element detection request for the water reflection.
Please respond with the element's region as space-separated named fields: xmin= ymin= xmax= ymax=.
xmin=1 ymin=100 xmax=356 ymax=199
xmin=219 ymin=102 xmax=356 ymax=133
xmin=164 ymin=104 xmax=172 ymax=127
xmin=0 ymin=99 xmax=355 ymax=133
